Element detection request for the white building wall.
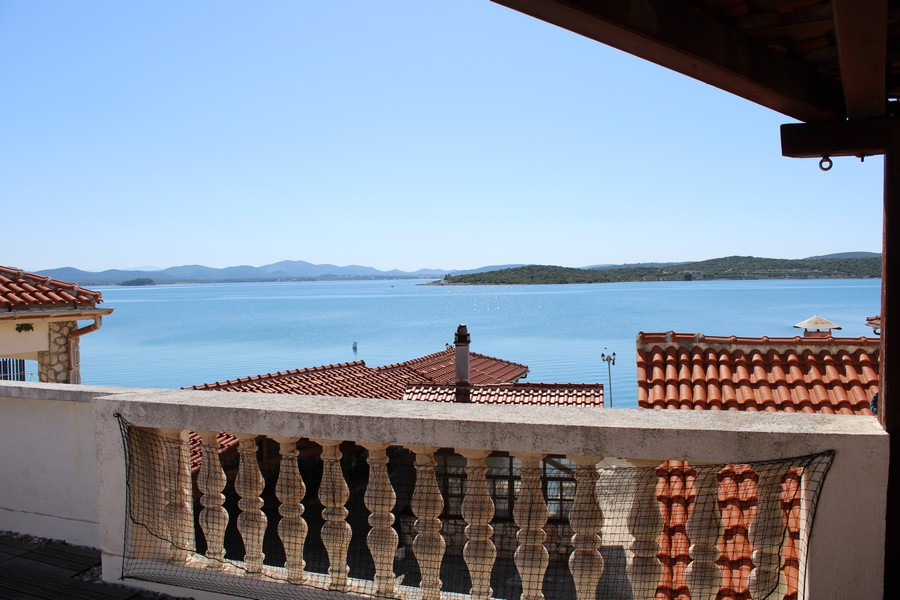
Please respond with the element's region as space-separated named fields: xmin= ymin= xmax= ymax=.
xmin=0 ymin=320 xmax=49 ymax=359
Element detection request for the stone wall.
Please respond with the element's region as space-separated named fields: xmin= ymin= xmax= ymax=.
xmin=38 ymin=321 xmax=76 ymax=383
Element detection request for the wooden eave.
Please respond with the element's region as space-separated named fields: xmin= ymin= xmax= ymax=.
xmin=832 ymin=0 xmax=888 ymax=118
xmin=491 ymin=0 xmax=893 ymax=123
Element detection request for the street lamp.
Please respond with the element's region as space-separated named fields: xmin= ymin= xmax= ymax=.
xmin=601 ymin=349 xmax=616 ymax=408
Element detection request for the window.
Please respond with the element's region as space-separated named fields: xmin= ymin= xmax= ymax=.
xmin=542 ymin=457 xmax=576 ymax=520
xmin=434 ymin=451 xmax=576 ymax=522
xmin=436 ymin=452 xmax=466 ymax=517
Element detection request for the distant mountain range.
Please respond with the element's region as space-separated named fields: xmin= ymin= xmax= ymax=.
xmin=34 ymin=261 xmax=528 ymax=285
xmin=30 ymin=252 xmax=879 ymax=285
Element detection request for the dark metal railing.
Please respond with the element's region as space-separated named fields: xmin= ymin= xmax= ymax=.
xmin=0 ymin=358 xmax=27 ymax=381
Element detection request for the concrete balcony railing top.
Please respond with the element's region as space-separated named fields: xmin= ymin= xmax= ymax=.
xmin=98 ymin=386 xmax=883 ymax=463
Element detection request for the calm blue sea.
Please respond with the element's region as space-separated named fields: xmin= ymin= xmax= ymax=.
xmin=78 ymin=278 xmax=881 ymax=408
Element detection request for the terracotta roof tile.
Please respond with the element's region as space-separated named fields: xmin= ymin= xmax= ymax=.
xmin=401 ymin=382 xmax=604 ymax=407
xmin=377 ymin=348 xmax=528 ymax=385
xmin=655 ymin=460 xmax=695 ymax=599
xmin=0 ymin=265 xmax=104 ymax=312
xmin=781 ymin=468 xmax=804 ymax=599
xmin=641 ymin=332 xmax=851 ymax=600
xmin=190 ymin=361 xmax=413 ymax=399
xmin=649 ymin=459 xmax=815 ymax=600
xmin=193 ymin=348 xmax=529 ymax=399
xmin=636 ymin=331 xmax=878 ymax=415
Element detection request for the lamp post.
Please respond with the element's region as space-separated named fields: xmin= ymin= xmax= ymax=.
xmin=601 ymin=349 xmax=616 ymax=408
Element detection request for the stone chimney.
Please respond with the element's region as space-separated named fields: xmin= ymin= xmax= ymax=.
xmin=454 ymin=324 xmax=471 ymax=386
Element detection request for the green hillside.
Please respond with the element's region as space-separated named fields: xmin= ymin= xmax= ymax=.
xmin=436 ymin=255 xmax=882 ymax=285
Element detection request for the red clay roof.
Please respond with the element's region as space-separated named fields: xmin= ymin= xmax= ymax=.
xmin=655 ymin=460 xmax=695 ymax=599
xmin=191 ymin=349 xmax=528 ymax=399
xmin=378 ymin=349 xmax=528 ymax=385
xmin=642 ymin=331 xmax=860 ymax=600
xmin=637 ymin=331 xmax=878 ymax=415
xmin=652 ymin=460 xmax=809 ymax=600
xmin=190 ymin=361 xmax=413 ymax=399
xmin=402 ymin=382 xmax=604 ymax=407
xmin=0 ymin=266 xmax=104 ymax=312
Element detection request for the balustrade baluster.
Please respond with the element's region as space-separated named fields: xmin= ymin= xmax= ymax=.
xmin=409 ymin=445 xmax=445 ymax=600
xmin=685 ymin=465 xmax=721 ymax=599
xmin=568 ymin=455 xmax=604 ymax=600
xmin=158 ymin=429 xmax=196 ymax=564
xmin=626 ymin=459 xmax=663 ymax=598
xmin=361 ymin=442 xmax=399 ymax=598
xmin=235 ymin=433 xmax=266 ymax=574
xmin=458 ymin=448 xmax=495 ymax=600
xmin=272 ymin=436 xmax=307 ymax=584
xmin=511 ymin=452 xmax=549 ymax=600
xmin=314 ymin=439 xmax=352 ymax=591
xmin=197 ymin=431 xmax=229 ymax=569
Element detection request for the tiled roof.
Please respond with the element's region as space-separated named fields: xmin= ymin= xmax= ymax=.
xmin=190 ymin=361 xmax=413 ymax=399
xmin=0 ymin=266 xmax=104 ymax=312
xmin=655 ymin=460 xmax=694 ymax=599
xmin=378 ymin=349 xmax=529 ymax=385
xmin=652 ymin=460 xmax=808 ymax=600
xmin=193 ymin=348 xmax=529 ymax=399
xmin=402 ymin=382 xmax=604 ymax=407
xmin=641 ymin=331 xmax=865 ymax=599
xmin=636 ymin=331 xmax=878 ymax=415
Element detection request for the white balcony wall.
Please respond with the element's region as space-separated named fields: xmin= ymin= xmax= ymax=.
xmin=0 ymin=382 xmax=125 ymax=547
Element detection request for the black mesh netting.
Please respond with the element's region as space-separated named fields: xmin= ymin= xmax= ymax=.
xmin=117 ymin=416 xmax=832 ymax=599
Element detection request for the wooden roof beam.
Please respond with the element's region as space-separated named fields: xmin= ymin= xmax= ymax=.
xmin=492 ymin=0 xmax=845 ymax=122
xmin=832 ymin=0 xmax=888 ymax=119
xmin=781 ymin=117 xmax=896 ymax=159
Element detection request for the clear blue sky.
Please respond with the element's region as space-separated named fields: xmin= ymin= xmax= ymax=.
xmin=1 ymin=1 xmax=884 ymax=273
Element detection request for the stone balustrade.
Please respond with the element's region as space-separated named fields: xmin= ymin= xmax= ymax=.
xmin=0 ymin=382 xmax=883 ymax=600
xmin=86 ymin=387 xmax=889 ymax=600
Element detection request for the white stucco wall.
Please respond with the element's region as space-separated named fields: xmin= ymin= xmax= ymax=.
xmin=0 ymin=382 xmax=127 ymax=547
xmin=0 ymin=320 xmax=48 ymax=359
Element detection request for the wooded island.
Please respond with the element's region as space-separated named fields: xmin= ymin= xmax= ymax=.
xmin=435 ymin=256 xmax=881 ymax=285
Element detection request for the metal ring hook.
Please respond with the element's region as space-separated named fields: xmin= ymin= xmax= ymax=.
xmin=819 ymin=156 xmax=833 ymax=171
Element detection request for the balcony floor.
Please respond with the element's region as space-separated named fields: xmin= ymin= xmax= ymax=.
xmin=0 ymin=532 xmax=185 ymax=600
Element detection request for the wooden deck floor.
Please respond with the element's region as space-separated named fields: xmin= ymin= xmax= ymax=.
xmin=0 ymin=534 xmax=182 ymax=600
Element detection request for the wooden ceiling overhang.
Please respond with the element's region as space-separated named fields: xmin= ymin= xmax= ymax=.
xmin=492 ymin=0 xmax=895 ymax=129
xmin=493 ymin=3 xmax=900 ymax=595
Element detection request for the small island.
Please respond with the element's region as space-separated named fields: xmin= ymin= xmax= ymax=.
xmin=434 ymin=255 xmax=882 ymax=285
xmin=121 ymin=278 xmax=155 ymax=286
